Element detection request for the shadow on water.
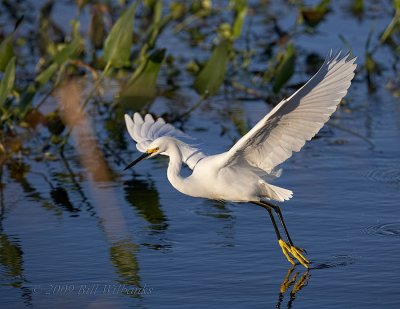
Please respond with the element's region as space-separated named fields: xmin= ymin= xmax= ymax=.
xmin=30 ymin=169 xmax=82 ymax=215
xmin=123 ymin=177 xmax=168 ymax=231
xmin=275 ymin=266 xmax=311 ymax=309
xmin=5 ymin=158 xmax=92 ymax=217
xmin=0 ymin=177 xmax=32 ymax=306
xmin=195 ymin=200 xmax=237 ymax=247
xmin=110 ymin=240 xmax=140 ymax=287
xmin=58 ymin=156 xmax=97 ymax=216
xmin=55 ymin=80 xmax=143 ymax=296
xmin=49 ymin=186 xmax=80 ymax=215
xmin=0 ymin=79 xmax=146 ymax=304
xmin=0 ymin=231 xmax=33 ymax=307
xmin=1 ymin=0 xmax=400 ymax=306
xmin=5 ymin=160 xmax=63 ymax=217
xmin=195 ymin=200 xmax=235 ymax=220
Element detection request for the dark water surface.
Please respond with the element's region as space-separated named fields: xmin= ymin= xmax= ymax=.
xmin=1 ymin=1 xmax=400 ymax=308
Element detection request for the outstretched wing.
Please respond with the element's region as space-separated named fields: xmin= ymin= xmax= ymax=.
xmin=125 ymin=113 xmax=206 ymax=170
xmin=221 ymin=51 xmax=357 ymax=172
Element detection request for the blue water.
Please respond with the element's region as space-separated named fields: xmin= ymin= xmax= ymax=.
xmin=1 ymin=0 xmax=400 ymax=308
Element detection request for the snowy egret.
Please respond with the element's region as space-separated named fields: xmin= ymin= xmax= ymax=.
xmin=124 ymin=51 xmax=356 ymax=268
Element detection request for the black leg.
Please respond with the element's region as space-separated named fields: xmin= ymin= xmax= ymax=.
xmin=258 ymin=200 xmax=294 ymax=246
xmin=266 ymin=206 xmax=282 ymax=241
xmin=252 ymin=200 xmax=310 ymax=268
xmin=253 ymin=201 xmax=281 ymax=239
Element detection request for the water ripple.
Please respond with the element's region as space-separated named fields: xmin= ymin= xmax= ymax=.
xmin=312 ymin=255 xmax=356 ymax=269
xmin=365 ymin=222 xmax=400 ymax=237
xmin=366 ymin=168 xmax=400 ymax=185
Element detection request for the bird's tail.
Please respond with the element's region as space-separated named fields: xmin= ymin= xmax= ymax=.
xmin=260 ymin=182 xmax=293 ymax=202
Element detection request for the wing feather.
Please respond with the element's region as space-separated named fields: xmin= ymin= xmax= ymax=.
xmin=124 ymin=113 xmax=206 ymax=170
xmin=221 ymin=51 xmax=357 ymax=172
xmin=148 ymin=118 xmax=165 ymax=140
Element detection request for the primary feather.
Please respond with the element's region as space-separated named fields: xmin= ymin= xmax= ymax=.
xmin=221 ymin=51 xmax=357 ymax=173
xmin=123 ymin=50 xmax=356 ymax=268
xmin=124 ymin=51 xmax=356 ymax=203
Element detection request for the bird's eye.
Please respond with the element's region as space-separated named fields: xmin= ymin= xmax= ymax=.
xmin=148 ymin=147 xmax=159 ymax=154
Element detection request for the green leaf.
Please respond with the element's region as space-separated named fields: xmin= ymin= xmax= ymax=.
xmin=147 ymin=0 xmax=163 ymax=48
xmin=365 ymin=52 xmax=379 ymax=92
xmin=231 ymin=0 xmax=247 ymax=40
xmin=71 ymin=19 xmax=81 ymax=41
xmin=119 ymin=48 xmax=166 ymax=110
xmin=35 ymin=63 xmax=59 ymax=86
xmin=52 ymin=36 xmax=81 ymax=65
xmin=351 ymin=0 xmax=363 ymax=15
xmin=0 ymin=57 xmax=16 ymax=108
xmin=300 ymin=0 xmax=331 ymax=27
xmin=89 ymin=5 xmax=106 ymax=49
xmin=194 ymin=40 xmax=231 ymax=97
xmin=365 ymin=52 xmax=378 ymax=74
xmin=316 ymin=0 xmax=331 ymax=12
xmin=380 ymin=9 xmax=400 ymax=43
xmin=272 ymin=44 xmax=296 ymax=93
xmin=18 ymin=85 xmax=36 ymax=116
xmin=0 ymin=35 xmax=15 ymax=72
xmin=394 ymin=0 xmax=400 ymax=10
xmin=104 ymin=1 xmax=138 ymax=68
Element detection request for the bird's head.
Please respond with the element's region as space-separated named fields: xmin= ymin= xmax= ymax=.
xmin=124 ymin=137 xmax=171 ymax=171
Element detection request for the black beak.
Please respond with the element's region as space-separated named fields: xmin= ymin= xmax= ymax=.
xmin=124 ymin=152 xmax=151 ymax=171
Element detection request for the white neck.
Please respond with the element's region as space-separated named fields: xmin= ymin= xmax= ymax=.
xmin=166 ymin=144 xmax=187 ymax=195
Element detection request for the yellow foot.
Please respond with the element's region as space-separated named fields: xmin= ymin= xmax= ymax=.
xmin=278 ymin=239 xmax=310 ymax=268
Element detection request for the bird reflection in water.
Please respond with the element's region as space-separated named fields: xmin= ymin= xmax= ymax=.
xmin=276 ymin=266 xmax=310 ymax=308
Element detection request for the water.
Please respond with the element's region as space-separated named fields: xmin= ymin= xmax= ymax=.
xmin=1 ymin=0 xmax=400 ymax=308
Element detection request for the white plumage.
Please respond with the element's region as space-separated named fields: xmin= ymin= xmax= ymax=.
xmin=125 ymin=113 xmax=206 ymax=169
xmin=124 ymin=51 xmax=356 ymax=203
xmin=124 ymin=51 xmax=356 ymax=268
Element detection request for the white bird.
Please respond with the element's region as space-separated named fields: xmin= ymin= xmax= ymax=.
xmin=124 ymin=51 xmax=356 ymax=268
